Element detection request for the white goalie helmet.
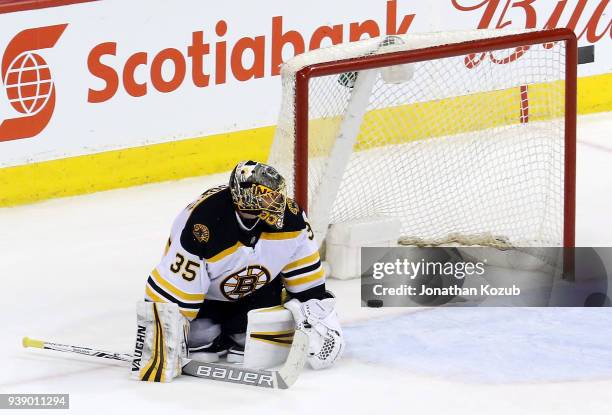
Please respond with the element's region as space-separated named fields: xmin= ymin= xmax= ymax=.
xmin=229 ymin=160 xmax=288 ymax=229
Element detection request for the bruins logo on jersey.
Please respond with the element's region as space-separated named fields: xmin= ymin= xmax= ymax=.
xmin=192 ymin=224 xmax=209 ymax=243
xmin=287 ymin=198 xmax=298 ymax=215
xmin=221 ymin=266 xmax=271 ymax=300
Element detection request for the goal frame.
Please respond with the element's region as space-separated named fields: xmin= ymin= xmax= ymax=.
xmin=291 ymin=28 xmax=577 ymax=248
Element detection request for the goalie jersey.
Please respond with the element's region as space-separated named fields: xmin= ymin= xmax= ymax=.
xmin=144 ymin=185 xmax=325 ymax=320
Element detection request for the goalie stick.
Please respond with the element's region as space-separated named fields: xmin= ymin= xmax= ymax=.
xmin=22 ymin=330 xmax=309 ymax=389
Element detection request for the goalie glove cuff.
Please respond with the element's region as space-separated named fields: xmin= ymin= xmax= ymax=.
xmin=285 ymin=298 xmax=344 ymax=370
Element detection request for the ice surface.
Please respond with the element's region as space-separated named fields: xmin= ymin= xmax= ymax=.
xmin=1 ymin=112 xmax=612 ymax=414
xmin=345 ymin=307 xmax=612 ymax=383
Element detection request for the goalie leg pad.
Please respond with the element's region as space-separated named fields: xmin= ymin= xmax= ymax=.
xmin=131 ymin=301 xmax=189 ymax=382
xmin=244 ymin=306 xmax=295 ymax=369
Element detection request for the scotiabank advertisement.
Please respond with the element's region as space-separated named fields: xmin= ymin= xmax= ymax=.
xmin=0 ymin=0 xmax=609 ymax=167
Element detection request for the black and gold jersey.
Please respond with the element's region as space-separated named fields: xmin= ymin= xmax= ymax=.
xmin=144 ymin=186 xmax=324 ymax=320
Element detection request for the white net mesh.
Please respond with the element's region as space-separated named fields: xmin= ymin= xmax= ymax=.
xmin=269 ymin=29 xmax=569 ymax=248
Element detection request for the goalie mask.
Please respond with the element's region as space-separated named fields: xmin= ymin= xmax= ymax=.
xmin=229 ymin=161 xmax=287 ymax=229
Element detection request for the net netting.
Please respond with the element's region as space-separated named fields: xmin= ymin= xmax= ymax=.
xmin=269 ymin=30 xmax=570 ymax=248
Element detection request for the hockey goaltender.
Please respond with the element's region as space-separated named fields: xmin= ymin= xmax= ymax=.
xmin=132 ymin=160 xmax=344 ymax=382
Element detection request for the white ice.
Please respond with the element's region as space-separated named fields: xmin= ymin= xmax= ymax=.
xmin=1 ymin=112 xmax=612 ymax=415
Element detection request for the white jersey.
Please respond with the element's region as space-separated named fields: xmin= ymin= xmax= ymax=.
xmin=144 ymin=186 xmax=324 ymax=320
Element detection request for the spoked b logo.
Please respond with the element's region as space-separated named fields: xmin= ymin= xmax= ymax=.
xmin=221 ymin=266 xmax=271 ymax=300
xmin=0 ymin=24 xmax=67 ymax=142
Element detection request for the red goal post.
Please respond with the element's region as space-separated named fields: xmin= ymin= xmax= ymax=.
xmin=281 ymin=28 xmax=577 ymax=250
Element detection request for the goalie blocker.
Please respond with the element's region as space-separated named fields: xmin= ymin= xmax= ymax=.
xmin=132 ymin=299 xmax=343 ymax=382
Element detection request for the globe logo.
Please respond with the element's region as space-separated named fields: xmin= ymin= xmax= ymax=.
xmin=3 ymin=51 xmax=53 ymax=116
xmin=0 ymin=24 xmax=67 ymax=142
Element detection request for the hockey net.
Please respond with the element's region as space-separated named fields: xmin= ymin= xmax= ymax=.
xmin=269 ymin=29 xmax=576 ymax=250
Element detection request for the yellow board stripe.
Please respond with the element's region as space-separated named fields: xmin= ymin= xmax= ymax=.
xmin=206 ymin=241 xmax=243 ymax=263
xmin=151 ymin=268 xmax=205 ymax=302
xmin=577 ymin=73 xmax=612 ymax=114
xmin=0 ymin=73 xmax=609 ymax=208
xmin=284 ymin=267 xmax=325 ymax=287
xmin=260 ymin=230 xmax=302 ymax=240
xmin=0 ymin=125 xmax=275 ymax=207
xmin=283 ymin=251 xmax=320 ymax=272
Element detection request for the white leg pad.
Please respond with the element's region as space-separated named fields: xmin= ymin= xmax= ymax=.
xmin=131 ymin=301 xmax=189 ymax=382
xmin=244 ymin=306 xmax=295 ymax=369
